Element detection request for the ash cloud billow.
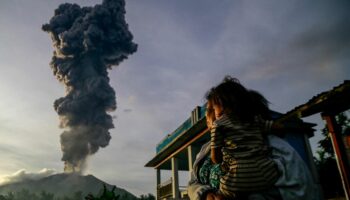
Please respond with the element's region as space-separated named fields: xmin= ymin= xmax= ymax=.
xmin=42 ymin=0 xmax=137 ymax=173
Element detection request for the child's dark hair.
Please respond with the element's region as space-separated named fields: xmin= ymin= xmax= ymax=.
xmin=205 ymin=76 xmax=271 ymax=122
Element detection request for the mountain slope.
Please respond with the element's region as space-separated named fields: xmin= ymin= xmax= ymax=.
xmin=0 ymin=173 xmax=138 ymax=199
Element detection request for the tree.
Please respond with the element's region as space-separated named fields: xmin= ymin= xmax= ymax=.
xmin=139 ymin=193 xmax=155 ymax=200
xmin=85 ymin=185 xmax=119 ymax=200
xmin=315 ymin=112 xmax=350 ymax=198
xmin=5 ymin=192 xmax=14 ymax=200
xmin=0 ymin=195 xmax=7 ymax=200
xmin=72 ymin=191 xmax=83 ymax=200
xmin=39 ymin=191 xmax=54 ymax=200
xmin=14 ymin=189 xmax=38 ymax=200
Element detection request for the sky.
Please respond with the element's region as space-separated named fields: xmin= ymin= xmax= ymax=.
xmin=0 ymin=0 xmax=350 ymax=196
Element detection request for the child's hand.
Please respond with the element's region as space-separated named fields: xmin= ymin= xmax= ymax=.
xmin=206 ymin=108 xmax=216 ymax=129
xmin=206 ymin=117 xmax=214 ymax=129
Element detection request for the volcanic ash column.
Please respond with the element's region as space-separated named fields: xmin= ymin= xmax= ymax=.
xmin=42 ymin=0 xmax=137 ymax=173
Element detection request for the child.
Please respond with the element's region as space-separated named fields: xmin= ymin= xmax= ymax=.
xmin=205 ymin=76 xmax=279 ymax=199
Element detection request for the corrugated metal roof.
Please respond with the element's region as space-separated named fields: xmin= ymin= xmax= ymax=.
xmin=280 ymin=80 xmax=350 ymax=121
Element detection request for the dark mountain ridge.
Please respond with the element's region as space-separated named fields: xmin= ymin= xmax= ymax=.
xmin=0 ymin=173 xmax=137 ymax=199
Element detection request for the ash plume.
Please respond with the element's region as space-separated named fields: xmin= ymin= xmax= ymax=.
xmin=42 ymin=0 xmax=137 ymax=173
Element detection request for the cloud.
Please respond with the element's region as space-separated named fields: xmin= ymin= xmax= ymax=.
xmin=0 ymin=168 xmax=58 ymax=186
xmin=123 ymin=109 xmax=133 ymax=113
xmin=198 ymin=0 xmax=350 ymax=112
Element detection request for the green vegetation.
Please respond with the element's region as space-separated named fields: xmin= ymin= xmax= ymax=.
xmin=314 ymin=112 xmax=350 ymax=199
xmin=85 ymin=185 xmax=120 ymax=200
xmin=0 ymin=190 xmax=83 ymax=200
xmin=0 ymin=185 xmax=155 ymax=200
xmin=138 ymin=194 xmax=155 ymax=200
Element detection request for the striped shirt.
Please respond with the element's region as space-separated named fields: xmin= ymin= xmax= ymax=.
xmin=210 ymin=114 xmax=279 ymax=198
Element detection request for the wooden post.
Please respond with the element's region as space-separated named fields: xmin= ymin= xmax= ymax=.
xmin=188 ymin=145 xmax=194 ymax=172
xmin=322 ymin=114 xmax=350 ymax=200
xmin=188 ymin=145 xmax=197 ymax=181
xmin=156 ymin=168 xmax=161 ymax=200
xmin=171 ymin=157 xmax=180 ymax=199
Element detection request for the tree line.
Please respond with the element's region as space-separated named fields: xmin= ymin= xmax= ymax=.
xmin=0 ymin=185 xmax=155 ymax=200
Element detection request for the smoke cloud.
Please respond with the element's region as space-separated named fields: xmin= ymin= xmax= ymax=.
xmin=0 ymin=169 xmax=58 ymax=186
xmin=42 ymin=0 xmax=137 ymax=173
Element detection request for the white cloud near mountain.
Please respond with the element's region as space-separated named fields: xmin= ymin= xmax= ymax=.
xmin=0 ymin=168 xmax=58 ymax=186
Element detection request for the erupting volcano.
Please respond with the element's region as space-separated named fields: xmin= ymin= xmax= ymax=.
xmin=42 ymin=0 xmax=137 ymax=173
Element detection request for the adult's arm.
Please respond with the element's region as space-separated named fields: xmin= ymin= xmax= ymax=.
xmin=188 ymin=172 xmax=213 ymax=200
xmin=267 ymin=134 xmax=323 ymax=200
xmin=187 ymin=142 xmax=214 ymax=200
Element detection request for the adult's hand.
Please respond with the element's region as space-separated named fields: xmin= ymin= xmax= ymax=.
xmin=206 ymin=192 xmax=224 ymax=200
xmin=205 ymin=192 xmax=216 ymax=200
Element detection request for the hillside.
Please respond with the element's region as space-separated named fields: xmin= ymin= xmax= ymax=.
xmin=0 ymin=173 xmax=138 ymax=200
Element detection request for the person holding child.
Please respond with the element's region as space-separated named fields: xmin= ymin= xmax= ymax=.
xmin=188 ymin=76 xmax=321 ymax=200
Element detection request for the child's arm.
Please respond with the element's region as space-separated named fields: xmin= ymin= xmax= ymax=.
xmin=257 ymin=117 xmax=284 ymax=135
xmin=260 ymin=119 xmax=288 ymax=135
xmin=210 ymin=123 xmax=223 ymax=164
xmin=211 ymin=147 xmax=222 ymax=164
